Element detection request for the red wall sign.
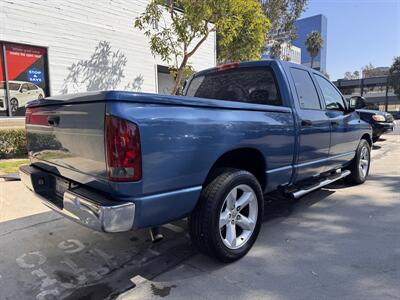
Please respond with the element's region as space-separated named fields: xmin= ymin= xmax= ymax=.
xmin=6 ymin=43 xmax=47 ymax=88
xmin=0 ymin=42 xmax=48 ymax=116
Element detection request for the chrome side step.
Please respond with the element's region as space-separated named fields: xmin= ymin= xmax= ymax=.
xmin=291 ymin=170 xmax=351 ymax=199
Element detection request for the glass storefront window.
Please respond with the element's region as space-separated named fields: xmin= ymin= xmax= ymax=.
xmin=0 ymin=42 xmax=49 ymax=117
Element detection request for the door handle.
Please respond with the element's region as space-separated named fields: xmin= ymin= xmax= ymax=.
xmin=47 ymin=115 xmax=60 ymax=126
xmin=301 ymin=119 xmax=313 ymax=126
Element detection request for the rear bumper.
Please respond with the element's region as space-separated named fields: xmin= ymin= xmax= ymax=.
xmin=19 ymin=165 xmax=135 ymax=232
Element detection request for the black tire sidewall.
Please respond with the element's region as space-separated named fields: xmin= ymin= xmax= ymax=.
xmin=207 ymin=170 xmax=264 ymax=261
xmin=353 ymin=140 xmax=371 ymax=183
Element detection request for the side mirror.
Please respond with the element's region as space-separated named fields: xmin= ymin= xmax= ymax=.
xmin=349 ymin=96 xmax=367 ymax=109
xmin=348 ymin=98 xmax=357 ymax=110
xmin=21 ymin=88 xmax=28 ymax=93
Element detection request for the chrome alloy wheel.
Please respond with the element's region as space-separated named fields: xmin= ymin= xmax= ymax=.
xmin=219 ymin=184 xmax=258 ymax=250
xmin=358 ymin=146 xmax=370 ymax=178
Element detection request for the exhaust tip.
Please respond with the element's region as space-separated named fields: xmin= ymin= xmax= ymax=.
xmin=149 ymin=227 xmax=164 ymax=243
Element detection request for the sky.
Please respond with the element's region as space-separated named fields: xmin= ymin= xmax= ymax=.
xmin=300 ymin=0 xmax=400 ymax=80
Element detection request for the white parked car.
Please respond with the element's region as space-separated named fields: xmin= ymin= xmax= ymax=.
xmin=0 ymin=81 xmax=45 ymax=115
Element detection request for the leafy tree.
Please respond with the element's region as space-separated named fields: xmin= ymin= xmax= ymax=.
xmin=260 ymin=0 xmax=308 ymax=58
xmin=389 ymin=56 xmax=400 ymax=99
xmin=362 ymin=63 xmax=374 ymax=78
xmin=135 ymin=0 xmax=269 ymax=95
xmin=344 ymin=70 xmax=360 ymax=80
xmin=362 ymin=63 xmax=389 ymax=78
xmin=305 ymin=31 xmax=323 ymax=69
xmin=344 ymin=71 xmax=352 ymax=80
xmin=217 ymin=1 xmax=270 ymax=64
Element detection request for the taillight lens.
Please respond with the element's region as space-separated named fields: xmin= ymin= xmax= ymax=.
xmin=25 ymin=107 xmax=32 ymax=124
xmin=105 ymin=115 xmax=142 ymax=182
xmin=25 ymin=107 xmax=32 ymax=153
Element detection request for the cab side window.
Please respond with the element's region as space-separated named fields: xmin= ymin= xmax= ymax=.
xmin=290 ymin=68 xmax=322 ymax=110
xmin=315 ymin=75 xmax=346 ymax=111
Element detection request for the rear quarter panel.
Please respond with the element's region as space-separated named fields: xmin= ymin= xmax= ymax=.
xmin=108 ymin=102 xmax=296 ymax=198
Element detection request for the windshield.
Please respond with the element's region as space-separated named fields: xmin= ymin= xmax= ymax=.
xmin=185 ymin=67 xmax=282 ymax=106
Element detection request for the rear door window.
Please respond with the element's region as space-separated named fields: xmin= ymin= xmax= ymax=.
xmin=185 ymin=67 xmax=282 ymax=106
xmin=290 ymin=68 xmax=322 ymax=110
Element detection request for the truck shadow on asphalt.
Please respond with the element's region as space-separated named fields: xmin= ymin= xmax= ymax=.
xmin=63 ymin=188 xmax=338 ymax=299
xmin=131 ymin=174 xmax=400 ymax=300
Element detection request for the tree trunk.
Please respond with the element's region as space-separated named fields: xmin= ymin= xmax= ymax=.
xmin=310 ymin=56 xmax=314 ymax=69
xmin=170 ymin=26 xmax=211 ymax=95
xmin=171 ymin=70 xmax=183 ymax=95
xmin=171 ymin=55 xmax=189 ymax=95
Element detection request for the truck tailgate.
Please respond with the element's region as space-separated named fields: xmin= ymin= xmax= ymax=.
xmin=26 ymin=100 xmax=107 ymax=183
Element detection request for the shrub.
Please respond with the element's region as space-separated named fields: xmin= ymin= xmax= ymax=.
xmin=0 ymin=128 xmax=28 ymax=159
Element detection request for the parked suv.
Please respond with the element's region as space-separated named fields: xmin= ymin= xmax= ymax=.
xmin=0 ymin=81 xmax=44 ymax=115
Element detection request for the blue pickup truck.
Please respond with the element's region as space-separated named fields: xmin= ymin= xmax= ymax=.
xmin=20 ymin=60 xmax=372 ymax=262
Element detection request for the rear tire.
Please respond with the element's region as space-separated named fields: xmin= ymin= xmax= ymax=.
xmin=346 ymin=139 xmax=371 ymax=184
xmin=189 ymin=168 xmax=264 ymax=262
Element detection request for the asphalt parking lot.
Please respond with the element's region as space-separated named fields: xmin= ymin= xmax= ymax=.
xmin=0 ymin=130 xmax=399 ymax=300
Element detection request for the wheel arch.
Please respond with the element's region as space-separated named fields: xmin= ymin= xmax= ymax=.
xmin=361 ymin=133 xmax=372 ymax=147
xmin=203 ymin=147 xmax=267 ymax=190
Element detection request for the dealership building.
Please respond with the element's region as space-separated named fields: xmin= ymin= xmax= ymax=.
xmin=0 ymin=0 xmax=216 ymax=122
xmin=334 ymin=76 xmax=400 ymax=112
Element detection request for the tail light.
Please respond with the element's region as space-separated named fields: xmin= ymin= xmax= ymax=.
xmin=25 ymin=107 xmax=32 ymax=153
xmin=25 ymin=107 xmax=32 ymax=124
xmin=105 ymin=115 xmax=142 ymax=182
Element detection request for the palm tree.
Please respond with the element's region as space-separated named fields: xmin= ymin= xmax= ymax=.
xmin=305 ymin=31 xmax=323 ymax=69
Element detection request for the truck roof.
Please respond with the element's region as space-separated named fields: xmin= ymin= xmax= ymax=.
xmin=193 ymin=59 xmax=324 ymax=78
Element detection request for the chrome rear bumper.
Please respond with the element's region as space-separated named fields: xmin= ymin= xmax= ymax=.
xmin=19 ymin=165 xmax=135 ymax=232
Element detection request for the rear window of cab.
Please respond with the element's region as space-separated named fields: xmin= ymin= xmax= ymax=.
xmin=185 ymin=67 xmax=282 ymax=106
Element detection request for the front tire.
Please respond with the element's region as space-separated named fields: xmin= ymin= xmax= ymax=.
xmin=346 ymin=139 xmax=371 ymax=184
xmin=189 ymin=168 xmax=264 ymax=262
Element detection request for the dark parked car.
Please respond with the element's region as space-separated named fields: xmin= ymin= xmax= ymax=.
xmin=350 ymin=96 xmax=395 ymax=142
xmin=20 ymin=60 xmax=372 ymax=262
xmin=390 ymin=111 xmax=400 ymax=120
